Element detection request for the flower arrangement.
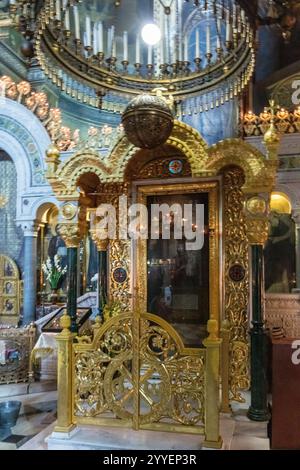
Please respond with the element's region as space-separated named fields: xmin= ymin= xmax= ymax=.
xmin=42 ymin=255 xmax=67 ymax=290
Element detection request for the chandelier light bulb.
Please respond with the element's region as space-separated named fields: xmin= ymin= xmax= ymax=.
xmin=141 ymin=23 xmax=162 ymax=46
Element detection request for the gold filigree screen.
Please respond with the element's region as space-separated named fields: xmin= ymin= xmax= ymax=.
xmin=223 ymin=167 xmax=250 ymax=400
xmin=73 ymin=312 xmax=206 ymax=433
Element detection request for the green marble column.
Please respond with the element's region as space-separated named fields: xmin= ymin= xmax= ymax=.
xmin=247 ymin=245 xmax=270 ymax=421
xmin=98 ymin=250 xmax=107 ymax=316
xmin=67 ymin=247 xmax=78 ymax=333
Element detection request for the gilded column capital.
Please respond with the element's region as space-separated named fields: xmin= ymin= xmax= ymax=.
xmin=90 ymin=229 xmax=109 ymax=251
xmin=57 ymin=223 xmax=81 ymax=248
xmin=245 ymin=218 xmax=269 ymax=245
xmin=244 ymin=194 xmax=270 ymax=245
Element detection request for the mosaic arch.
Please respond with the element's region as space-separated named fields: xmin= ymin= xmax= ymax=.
xmin=0 ymin=98 xmax=50 ymax=188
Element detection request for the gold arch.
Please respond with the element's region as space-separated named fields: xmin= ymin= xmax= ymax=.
xmin=207 ymin=139 xmax=276 ymax=193
xmin=47 ymin=121 xmax=274 ymax=199
xmin=108 ymin=120 xmax=210 ymax=180
xmin=56 ymin=150 xmax=111 ymax=190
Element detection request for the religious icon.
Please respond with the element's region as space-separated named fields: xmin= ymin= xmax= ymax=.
xmin=4 ymin=299 xmax=14 ymax=312
xmin=4 ymin=261 xmax=13 ymax=277
xmin=168 ymin=160 xmax=183 ymax=175
xmin=113 ymin=267 xmax=127 ymax=284
xmin=4 ymin=281 xmax=13 ymax=295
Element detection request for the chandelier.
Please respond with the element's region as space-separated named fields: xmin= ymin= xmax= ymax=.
xmin=10 ymin=0 xmax=255 ymax=115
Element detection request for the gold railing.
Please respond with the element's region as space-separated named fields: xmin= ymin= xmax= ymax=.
xmin=242 ymin=107 xmax=300 ymax=137
xmin=54 ymin=313 xmax=222 ymax=448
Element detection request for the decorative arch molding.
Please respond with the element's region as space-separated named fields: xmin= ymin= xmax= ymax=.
xmin=109 ymin=120 xmax=209 ymax=179
xmin=31 ymin=196 xmax=59 ymax=221
xmin=0 ymin=98 xmax=50 ymax=186
xmin=49 ymin=120 xmax=211 ymax=197
xmin=0 ymin=98 xmax=57 ymax=229
xmin=207 ymin=139 xmax=277 ymax=193
xmin=56 ymin=151 xmax=111 ymax=192
xmin=50 ymin=122 xmax=272 ymax=198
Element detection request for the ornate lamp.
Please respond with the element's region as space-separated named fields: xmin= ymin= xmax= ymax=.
xmin=122 ymin=93 xmax=174 ymax=149
xmin=10 ymin=0 xmax=255 ymax=116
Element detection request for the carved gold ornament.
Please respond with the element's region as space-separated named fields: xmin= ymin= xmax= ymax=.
xmin=46 ymin=118 xmax=278 ymax=407
xmin=223 ymin=167 xmax=250 ymax=400
xmin=246 ymin=197 xmax=267 ymax=216
xmin=73 ymin=313 xmax=206 ymax=431
xmin=57 ymin=223 xmax=81 ymax=248
xmin=61 ymin=203 xmax=77 ymax=220
xmin=245 ymin=219 xmax=270 ymax=245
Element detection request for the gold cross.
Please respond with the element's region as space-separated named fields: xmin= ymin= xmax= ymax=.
xmin=266 ymin=99 xmax=279 ymax=123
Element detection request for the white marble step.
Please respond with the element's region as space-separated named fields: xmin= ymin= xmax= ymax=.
xmin=46 ymin=425 xmax=204 ymax=450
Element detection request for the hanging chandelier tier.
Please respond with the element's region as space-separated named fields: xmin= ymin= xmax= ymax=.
xmin=10 ymin=0 xmax=255 ymax=113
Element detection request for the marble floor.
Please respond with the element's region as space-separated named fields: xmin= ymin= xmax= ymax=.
xmin=0 ymin=383 xmax=269 ymax=450
xmin=0 ymin=381 xmax=57 ymax=450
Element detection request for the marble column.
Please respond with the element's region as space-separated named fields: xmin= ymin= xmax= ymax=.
xmin=67 ymin=247 xmax=78 ymax=333
xmin=56 ymin=217 xmax=82 ymax=335
xmin=22 ymin=223 xmax=39 ymax=325
xmin=247 ymin=245 xmax=270 ymax=421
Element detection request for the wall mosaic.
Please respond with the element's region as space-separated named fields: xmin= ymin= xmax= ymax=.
xmin=0 ymin=114 xmax=45 ymax=185
xmin=0 ymin=151 xmax=23 ymax=268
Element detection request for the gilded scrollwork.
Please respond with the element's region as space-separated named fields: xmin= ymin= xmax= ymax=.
xmin=74 ymin=315 xmax=133 ymax=418
xmin=230 ymin=341 xmax=250 ymax=402
xmin=57 ymin=223 xmax=81 ymax=248
xmin=223 ymin=167 xmax=250 ymax=400
xmin=245 ymin=218 xmax=270 ymax=245
xmin=46 ymin=114 xmax=279 ymax=415
xmin=73 ymin=312 xmax=205 ymax=430
xmin=131 ymin=157 xmax=192 ymax=180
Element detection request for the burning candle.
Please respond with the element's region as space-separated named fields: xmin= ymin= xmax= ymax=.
xmin=98 ymin=22 xmax=103 ymax=53
xmin=85 ymin=17 xmax=91 ymax=47
xmin=148 ymin=45 xmax=152 ymax=64
xmin=55 ymin=0 xmax=61 ymax=21
xmin=123 ymin=31 xmax=128 ymax=61
xmin=107 ymin=28 xmax=112 ymax=56
xmin=73 ymin=6 xmax=80 ymax=39
xmin=64 ymin=8 xmax=70 ymax=30
xmin=217 ymin=18 xmax=221 ymax=49
xmin=184 ymin=35 xmax=188 ymax=61
xmin=195 ymin=29 xmax=200 ymax=58
xmin=206 ymin=25 xmax=211 ymax=54
xmin=226 ymin=11 xmax=231 ymax=42
xmin=112 ymin=38 xmax=116 ymax=58
xmin=136 ymin=34 xmax=140 ymax=63
xmin=93 ymin=23 xmax=98 ymax=55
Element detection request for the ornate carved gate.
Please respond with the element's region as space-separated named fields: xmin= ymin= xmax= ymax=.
xmin=73 ymin=313 xmax=206 ymax=433
xmin=53 ymin=310 xmax=221 ymax=447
